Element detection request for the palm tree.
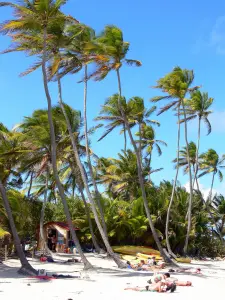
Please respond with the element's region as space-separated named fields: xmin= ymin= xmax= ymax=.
xmin=91 ymin=26 xmax=174 ymax=263
xmin=173 ymin=142 xmax=197 ymax=177
xmin=152 ymin=66 xmax=199 ymax=254
xmin=212 ymin=195 xmax=225 ymax=237
xmin=199 ymin=149 xmax=225 ymax=242
xmin=180 ymin=91 xmax=213 ymax=187
xmin=127 ymin=98 xmax=160 ymax=160
xmin=0 ymin=0 xmax=93 ymax=269
xmin=96 ymin=150 xmax=162 ymax=201
xmin=0 ymin=124 xmax=36 ymax=274
xmin=135 ymin=124 xmax=167 ymax=180
xmin=199 ymin=149 xmax=225 ymax=201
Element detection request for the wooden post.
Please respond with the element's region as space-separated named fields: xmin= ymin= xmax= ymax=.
xmin=5 ymin=245 xmax=7 ymax=261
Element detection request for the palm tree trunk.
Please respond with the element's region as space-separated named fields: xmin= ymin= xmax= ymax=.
xmin=68 ymin=158 xmax=101 ymax=254
xmin=116 ymin=69 xmax=174 ymax=264
xmin=41 ymin=27 xmax=92 ymax=270
xmin=83 ymin=65 xmax=108 ymax=237
xmin=56 ymin=71 xmax=125 ymax=268
xmin=165 ymin=105 xmax=181 ymax=258
xmin=182 ymin=99 xmax=193 ymax=254
xmin=192 ymin=117 xmax=201 ymax=188
xmin=123 ymin=124 xmax=127 ymax=151
xmin=39 ymin=169 xmax=52 ymax=255
xmin=27 ymin=171 xmax=33 ymax=198
xmin=138 ymin=122 xmax=142 ymax=162
xmin=79 ymin=188 xmax=101 ymax=253
xmin=0 ymin=179 xmax=36 ymax=275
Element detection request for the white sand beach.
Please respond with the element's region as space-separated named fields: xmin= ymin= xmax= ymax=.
xmin=0 ymin=254 xmax=225 ymax=300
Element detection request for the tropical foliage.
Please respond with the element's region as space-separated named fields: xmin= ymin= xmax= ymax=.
xmin=0 ymin=0 xmax=224 ymax=272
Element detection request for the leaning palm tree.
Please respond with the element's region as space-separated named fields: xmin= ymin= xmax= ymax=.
xmin=152 ymin=66 xmax=199 ymax=254
xmin=180 ymin=91 xmax=213 ymax=187
xmin=47 ymin=24 xmax=109 ymax=237
xmin=0 ymin=0 xmax=92 ymax=269
xmin=92 ymin=26 xmax=172 ymax=263
xmin=0 ymin=124 xmax=36 ymax=274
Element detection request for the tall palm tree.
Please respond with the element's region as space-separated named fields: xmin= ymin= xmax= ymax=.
xmin=212 ymin=195 xmax=225 ymax=237
xmin=152 ymin=66 xmax=199 ymax=254
xmin=180 ymin=91 xmax=213 ymax=187
xmin=0 ymin=0 xmax=93 ymax=269
xmin=92 ymin=26 xmax=173 ymax=263
xmin=45 ymin=23 xmax=109 ymax=238
xmin=0 ymin=124 xmax=36 ymax=274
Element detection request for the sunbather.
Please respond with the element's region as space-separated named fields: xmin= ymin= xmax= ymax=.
xmin=125 ymin=281 xmax=176 ymax=293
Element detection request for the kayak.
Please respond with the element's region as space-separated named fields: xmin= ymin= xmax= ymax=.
xmin=112 ymin=245 xmax=160 ymax=256
xmin=137 ymin=253 xmax=162 ymax=261
xmin=121 ymin=255 xmax=140 ymax=263
xmin=175 ymin=257 xmax=191 ymax=263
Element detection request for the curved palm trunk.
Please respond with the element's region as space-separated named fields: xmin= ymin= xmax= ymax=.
xmin=116 ymin=69 xmax=174 ymax=265
xmin=182 ymin=99 xmax=193 ymax=254
xmin=39 ymin=169 xmax=52 ymax=255
xmin=165 ymin=105 xmax=181 ymax=259
xmin=56 ymin=72 xmax=125 ymax=268
xmin=192 ymin=117 xmax=201 ymax=188
xmin=41 ymin=27 xmax=92 ymax=270
xmin=79 ymin=188 xmax=101 ymax=253
xmin=0 ymin=179 xmax=36 ymax=275
xmin=83 ymin=65 xmax=108 ymax=237
xmin=68 ymin=158 xmax=101 ymax=253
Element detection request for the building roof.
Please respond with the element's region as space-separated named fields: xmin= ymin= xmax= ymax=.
xmin=44 ymin=222 xmax=80 ymax=231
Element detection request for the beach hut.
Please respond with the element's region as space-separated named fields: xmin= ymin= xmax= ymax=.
xmin=37 ymin=222 xmax=79 ymax=253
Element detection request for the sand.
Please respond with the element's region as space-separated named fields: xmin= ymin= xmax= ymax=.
xmin=0 ymin=254 xmax=225 ymax=300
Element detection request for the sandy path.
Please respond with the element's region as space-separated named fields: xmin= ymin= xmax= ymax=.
xmin=0 ymin=254 xmax=225 ymax=300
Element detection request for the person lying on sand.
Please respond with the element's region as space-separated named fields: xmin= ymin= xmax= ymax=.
xmin=148 ymin=272 xmax=192 ymax=287
xmin=169 ymin=268 xmax=201 ymax=274
xmin=125 ymin=282 xmax=176 ymax=293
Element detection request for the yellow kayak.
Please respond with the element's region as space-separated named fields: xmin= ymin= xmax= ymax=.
xmin=175 ymin=257 xmax=191 ymax=263
xmin=137 ymin=253 xmax=162 ymax=261
xmin=112 ymin=245 xmax=160 ymax=256
xmin=121 ymin=255 xmax=139 ymax=263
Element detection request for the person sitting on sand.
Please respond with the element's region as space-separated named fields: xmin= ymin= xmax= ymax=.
xmin=148 ymin=272 xmax=170 ymax=284
xmin=147 ymin=256 xmax=165 ymax=269
xmin=126 ymin=261 xmax=137 ymax=270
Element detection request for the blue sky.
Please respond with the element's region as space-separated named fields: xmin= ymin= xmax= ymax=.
xmin=1 ymin=0 xmax=225 ymax=195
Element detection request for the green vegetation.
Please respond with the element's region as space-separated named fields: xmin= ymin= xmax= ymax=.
xmin=0 ymin=1 xmax=224 ymax=273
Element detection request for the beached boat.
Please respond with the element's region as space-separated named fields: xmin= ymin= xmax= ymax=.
xmin=112 ymin=245 xmax=160 ymax=256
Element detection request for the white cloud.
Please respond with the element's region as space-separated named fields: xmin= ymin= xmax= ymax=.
xmin=193 ymin=16 xmax=225 ymax=55
xmin=209 ymin=111 xmax=225 ymax=133
xmin=184 ymin=181 xmax=216 ymax=199
xmin=210 ymin=16 xmax=225 ymax=54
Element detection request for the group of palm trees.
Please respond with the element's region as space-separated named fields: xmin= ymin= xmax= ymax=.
xmin=0 ymin=0 xmax=224 ymax=274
